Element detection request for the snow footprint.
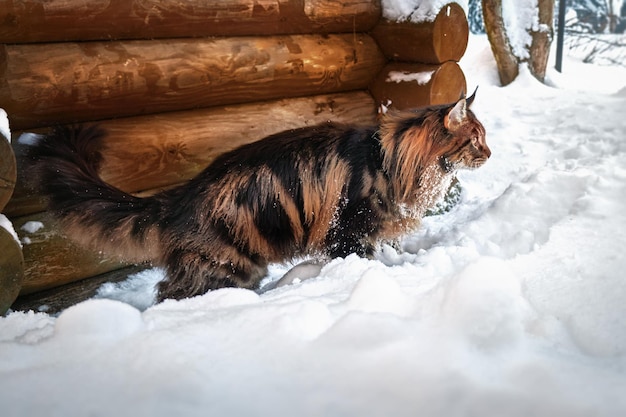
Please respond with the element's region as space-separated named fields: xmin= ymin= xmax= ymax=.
xmin=442 ymin=257 xmax=527 ymax=350
xmin=465 ymin=168 xmax=598 ymax=258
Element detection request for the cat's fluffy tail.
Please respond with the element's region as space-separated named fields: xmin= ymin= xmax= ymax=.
xmin=27 ymin=125 xmax=162 ymax=263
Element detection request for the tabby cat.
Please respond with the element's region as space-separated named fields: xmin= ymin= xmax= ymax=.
xmin=28 ymin=91 xmax=489 ymax=301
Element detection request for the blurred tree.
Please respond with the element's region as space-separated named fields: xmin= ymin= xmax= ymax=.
xmin=468 ymin=0 xmax=486 ymax=33
xmin=482 ymin=0 xmax=556 ymax=85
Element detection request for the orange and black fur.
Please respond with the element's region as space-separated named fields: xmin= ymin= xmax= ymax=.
xmin=28 ymin=92 xmax=489 ymax=301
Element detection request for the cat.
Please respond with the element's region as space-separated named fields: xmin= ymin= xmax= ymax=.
xmin=27 ymin=90 xmax=489 ymax=301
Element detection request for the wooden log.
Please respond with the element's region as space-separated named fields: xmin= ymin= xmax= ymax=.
xmin=0 ymin=225 xmax=24 ymax=315
xmin=371 ymin=2 xmax=469 ymax=64
xmin=5 ymin=90 xmax=378 ymax=218
xmin=0 ymin=33 xmax=385 ymax=130
xmin=369 ymin=62 xmax=466 ymax=112
xmin=11 ymin=265 xmax=148 ymax=315
xmin=0 ymin=135 xmax=17 ymax=212
xmin=13 ymin=212 xmax=126 ymax=295
xmin=0 ymin=0 xmax=381 ymax=43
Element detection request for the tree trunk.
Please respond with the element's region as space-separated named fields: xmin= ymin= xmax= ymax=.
xmin=528 ymin=0 xmax=555 ymax=82
xmin=482 ymin=0 xmax=555 ymax=85
xmin=482 ymin=0 xmax=518 ymax=86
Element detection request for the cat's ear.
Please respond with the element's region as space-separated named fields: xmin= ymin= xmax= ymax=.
xmin=444 ymin=98 xmax=467 ymax=131
xmin=466 ymin=86 xmax=478 ymax=107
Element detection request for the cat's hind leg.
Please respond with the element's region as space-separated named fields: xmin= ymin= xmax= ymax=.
xmin=157 ymin=248 xmax=268 ymax=301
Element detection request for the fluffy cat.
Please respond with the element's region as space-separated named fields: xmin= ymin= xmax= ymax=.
xmin=28 ymin=91 xmax=489 ymax=301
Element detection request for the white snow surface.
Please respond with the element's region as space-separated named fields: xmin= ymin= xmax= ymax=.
xmin=387 ymin=70 xmax=435 ymax=85
xmin=0 ymin=214 xmax=20 ymax=247
xmin=20 ymin=221 xmax=44 ymax=234
xmin=2 ymin=35 xmax=626 ymax=417
xmin=0 ymin=108 xmax=9 ymax=143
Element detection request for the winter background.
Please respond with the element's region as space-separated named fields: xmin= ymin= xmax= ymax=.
xmin=1 ymin=1 xmax=626 ymax=416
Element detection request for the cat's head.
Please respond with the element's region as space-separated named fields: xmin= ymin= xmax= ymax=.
xmin=380 ymin=89 xmax=490 ymax=201
xmin=439 ymin=89 xmax=491 ymax=172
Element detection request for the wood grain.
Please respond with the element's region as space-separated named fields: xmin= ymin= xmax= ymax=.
xmin=0 ymin=137 xmax=17 ymax=212
xmin=11 ymin=265 xmax=147 ymax=315
xmin=0 ymin=0 xmax=381 ymax=43
xmin=0 ymin=226 xmax=24 ymax=315
xmin=12 ymin=212 xmax=126 ymax=295
xmin=1 ymin=33 xmax=385 ymax=130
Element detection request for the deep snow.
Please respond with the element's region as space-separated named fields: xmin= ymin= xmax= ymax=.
xmin=2 ymin=34 xmax=626 ymax=417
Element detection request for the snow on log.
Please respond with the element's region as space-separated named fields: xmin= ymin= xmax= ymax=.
xmin=371 ymin=3 xmax=468 ymax=64
xmin=0 ymin=0 xmax=381 ymax=43
xmin=0 ymin=223 xmax=24 ymax=314
xmin=0 ymin=34 xmax=385 ymax=130
xmin=369 ymin=62 xmax=467 ymax=112
xmin=0 ymin=133 xmax=16 ymax=212
xmin=8 ymin=91 xmax=377 ymax=294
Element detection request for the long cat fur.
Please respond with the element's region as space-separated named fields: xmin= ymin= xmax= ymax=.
xmin=28 ymin=92 xmax=490 ymax=301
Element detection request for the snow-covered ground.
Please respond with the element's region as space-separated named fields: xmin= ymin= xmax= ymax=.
xmin=2 ymin=34 xmax=626 ymax=417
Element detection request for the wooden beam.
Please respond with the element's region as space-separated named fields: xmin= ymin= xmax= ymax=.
xmin=13 ymin=212 xmax=126 ymax=296
xmin=11 ymin=265 xmax=148 ymax=315
xmin=1 ymin=33 xmax=385 ymax=130
xmin=0 ymin=0 xmax=381 ymax=43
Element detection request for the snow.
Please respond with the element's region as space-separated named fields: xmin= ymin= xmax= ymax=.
xmin=0 ymin=214 xmax=20 ymax=247
xmin=501 ymin=0 xmax=542 ymax=60
xmin=20 ymin=221 xmax=44 ymax=234
xmin=382 ymin=0 xmax=468 ymax=23
xmin=386 ymin=70 xmax=435 ymax=85
xmin=16 ymin=132 xmax=44 ymax=146
xmin=0 ymin=108 xmax=9 ymax=142
xmin=2 ymin=34 xmax=626 ymax=417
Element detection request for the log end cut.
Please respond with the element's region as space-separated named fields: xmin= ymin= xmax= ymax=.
xmin=0 ymin=226 xmax=24 ymax=315
xmin=432 ymin=3 xmax=470 ymax=63
xmin=0 ymin=136 xmax=17 ymax=212
xmin=371 ymin=2 xmax=469 ymax=64
xmin=370 ymin=62 xmax=467 ymax=112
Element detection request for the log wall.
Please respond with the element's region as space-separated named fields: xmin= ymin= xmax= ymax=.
xmin=1 ymin=34 xmax=385 ymax=130
xmin=1 ymin=0 xmax=471 ymax=305
xmin=0 ymin=0 xmax=381 ymax=42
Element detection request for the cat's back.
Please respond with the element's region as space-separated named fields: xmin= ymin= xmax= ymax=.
xmin=207 ymin=121 xmax=379 ymax=174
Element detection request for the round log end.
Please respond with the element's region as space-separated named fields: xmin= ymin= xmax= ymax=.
xmin=0 ymin=136 xmax=17 ymax=212
xmin=0 ymin=226 xmax=24 ymax=315
xmin=371 ymin=2 xmax=469 ymax=64
xmin=369 ymin=62 xmax=467 ymax=112
xmin=432 ymin=3 xmax=469 ymax=63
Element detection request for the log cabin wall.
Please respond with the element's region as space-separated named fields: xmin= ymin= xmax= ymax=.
xmin=0 ymin=0 xmax=469 ymax=311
